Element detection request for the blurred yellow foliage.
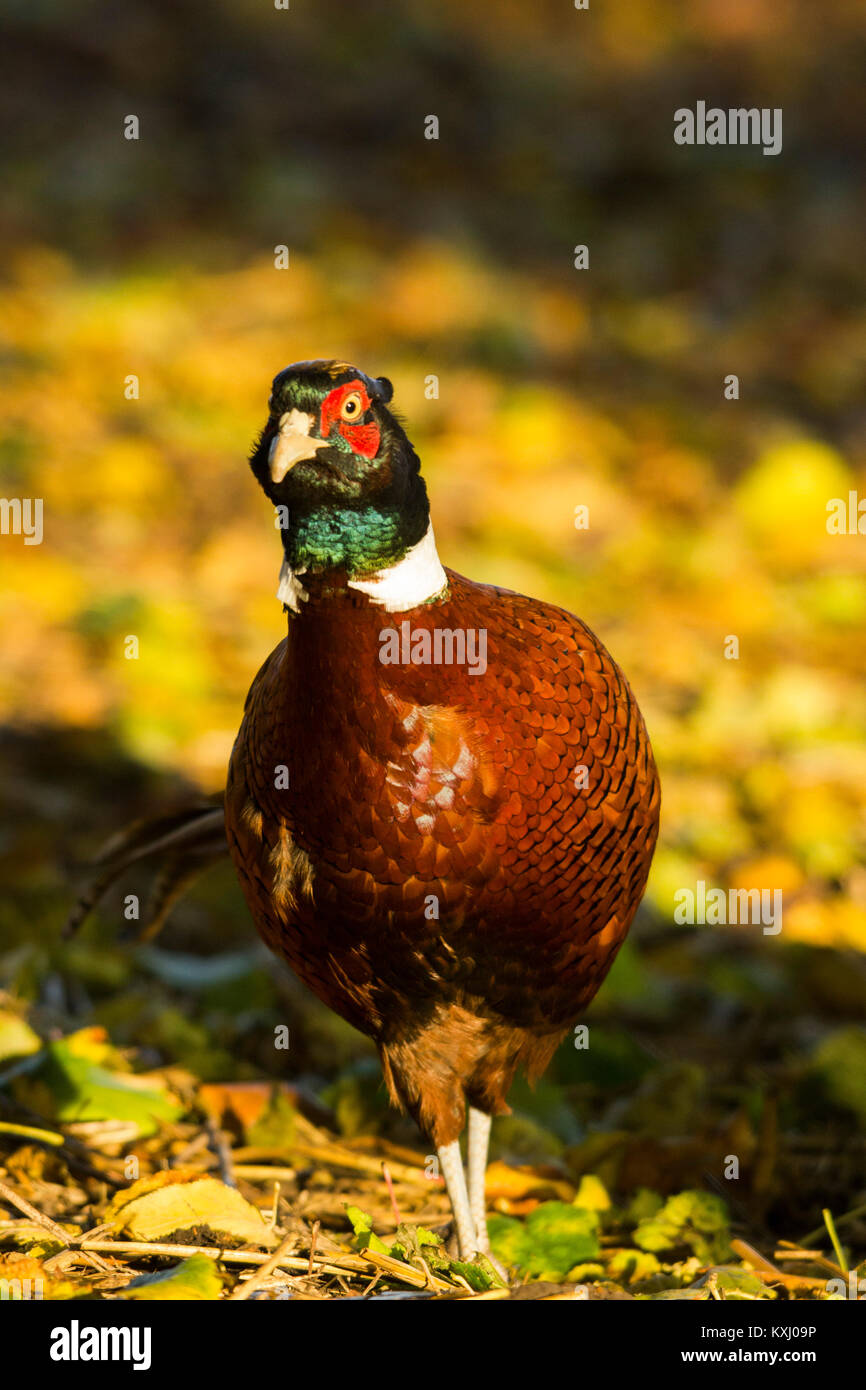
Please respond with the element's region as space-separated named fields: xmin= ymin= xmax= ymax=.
xmin=0 ymin=243 xmax=864 ymax=950
xmin=734 ymin=438 xmax=851 ymax=568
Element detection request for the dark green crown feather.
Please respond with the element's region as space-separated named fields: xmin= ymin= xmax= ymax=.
xmin=269 ymin=359 xmax=394 ymax=415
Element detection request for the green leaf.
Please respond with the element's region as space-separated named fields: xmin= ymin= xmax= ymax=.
xmin=344 ymin=1204 xmax=375 ymax=1238
xmin=449 ymin=1256 xmax=506 ymax=1291
xmin=391 ymin=1223 xmax=442 ymax=1255
xmin=486 ymin=1214 xmax=526 ymax=1269
xmin=386 ymin=1222 xmax=506 ymax=1291
xmin=608 ymin=1249 xmax=662 ymax=1284
xmin=118 ymin=1254 xmax=223 ymax=1300
xmin=344 ymin=1204 xmax=390 ymax=1255
xmin=626 ymin=1188 xmax=664 ymax=1223
xmin=23 ymin=1037 xmax=182 ymax=1138
xmin=245 ymin=1087 xmax=297 ymax=1149
xmin=390 ymin=1223 xmax=452 ymax=1272
xmin=566 ymin=1261 xmax=605 ymax=1282
xmin=707 ymin=1268 xmax=777 ymax=1301
xmin=633 ymin=1190 xmax=731 ymax=1263
xmin=489 ymin=1201 xmax=600 ymax=1282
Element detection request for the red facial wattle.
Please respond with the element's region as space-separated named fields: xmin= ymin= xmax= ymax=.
xmin=319 ymin=379 xmax=381 ymax=459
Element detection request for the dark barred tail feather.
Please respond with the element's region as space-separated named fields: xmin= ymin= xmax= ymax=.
xmin=62 ymin=793 xmax=228 ymax=941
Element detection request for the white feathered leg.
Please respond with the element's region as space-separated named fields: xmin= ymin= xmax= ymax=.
xmin=467 ymin=1107 xmax=508 ymax=1281
xmin=437 ymin=1138 xmax=477 ymax=1259
xmin=467 ymin=1106 xmax=492 ymax=1251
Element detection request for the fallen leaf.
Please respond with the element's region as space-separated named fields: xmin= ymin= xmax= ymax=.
xmin=489 ymin=1201 xmax=600 ymax=1281
xmin=633 ymin=1190 xmax=731 ymax=1264
xmin=118 ymin=1253 xmax=224 ymax=1300
xmin=0 ymin=1009 xmax=42 ymax=1063
xmin=484 ymin=1159 xmax=574 ymax=1204
xmin=199 ymin=1080 xmax=298 ymax=1138
xmin=13 ymin=1035 xmax=182 ymax=1138
xmin=344 ymin=1204 xmax=390 ymax=1255
xmin=106 ymin=1171 xmax=278 ymax=1249
xmin=574 ymin=1174 xmax=611 ymax=1211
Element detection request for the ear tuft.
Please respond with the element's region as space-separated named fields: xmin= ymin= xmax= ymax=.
xmin=375 ymin=376 xmax=394 ymax=403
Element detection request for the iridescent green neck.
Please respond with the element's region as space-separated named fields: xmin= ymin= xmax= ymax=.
xmin=283 ymin=499 xmax=429 ymax=578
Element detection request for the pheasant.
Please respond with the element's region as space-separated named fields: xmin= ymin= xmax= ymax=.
xmin=225 ymin=359 xmax=660 ymax=1259
xmin=68 ymin=359 xmax=660 ymax=1264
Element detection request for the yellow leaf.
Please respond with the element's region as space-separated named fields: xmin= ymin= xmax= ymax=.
xmin=574 ymin=1174 xmax=612 ymax=1211
xmin=106 ymin=1171 xmax=277 ymax=1249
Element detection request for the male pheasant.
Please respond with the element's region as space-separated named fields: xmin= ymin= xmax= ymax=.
xmin=221 ymin=359 xmax=661 ymax=1258
xmin=67 ymin=358 xmax=659 ymax=1259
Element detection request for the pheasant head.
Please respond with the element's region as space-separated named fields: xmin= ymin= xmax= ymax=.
xmin=249 ymin=360 xmax=441 ymax=606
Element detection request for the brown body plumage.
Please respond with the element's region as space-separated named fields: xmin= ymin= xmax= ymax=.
xmin=225 ymin=567 xmax=659 ymax=1148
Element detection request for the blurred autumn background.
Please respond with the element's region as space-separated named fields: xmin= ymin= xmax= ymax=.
xmin=0 ymin=0 xmax=864 ymax=1298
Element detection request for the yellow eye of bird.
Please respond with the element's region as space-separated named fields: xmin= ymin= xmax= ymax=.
xmin=340 ymin=391 xmax=363 ymax=422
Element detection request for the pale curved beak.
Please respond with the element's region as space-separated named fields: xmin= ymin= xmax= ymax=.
xmin=268 ymin=409 xmax=329 ymax=483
